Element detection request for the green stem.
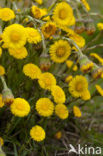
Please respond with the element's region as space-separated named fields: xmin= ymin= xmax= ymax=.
xmin=0 ymin=76 xmax=8 ymax=90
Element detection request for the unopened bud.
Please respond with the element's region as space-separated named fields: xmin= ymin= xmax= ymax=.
xmin=2 ymin=88 xmax=14 ymax=106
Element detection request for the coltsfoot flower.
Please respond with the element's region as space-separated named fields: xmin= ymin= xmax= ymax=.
xmin=30 ymin=125 xmax=45 ymax=142
xmin=26 ymin=27 xmax=42 ymax=44
xmin=97 ymin=23 xmax=103 ymax=31
xmin=51 ymin=85 xmax=66 ymax=104
xmin=2 ymin=88 xmax=14 ymax=105
xmin=8 ymin=47 xmax=28 ymax=59
xmin=55 ymin=131 xmax=62 ymax=139
xmin=69 ymin=75 xmax=89 ymax=98
xmin=0 ymin=94 xmax=4 ymax=108
xmin=49 ymin=40 xmax=71 ymax=63
xmin=53 ymin=2 xmax=75 ymax=26
xmin=0 ymin=137 xmax=4 ymax=146
xmin=73 ymin=106 xmax=82 ymax=117
xmin=36 ymin=98 xmax=54 ymax=117
xmin=23 ymin=63 xmax=41 ymax=79
xmin=55 ymin=104 xmax=69 ymax=119
xmin=0 ymin=47 xmax=2 ymax=57
xmin=31 ymin=5 xmax=47 ymax=19
xmin=2 ymin=24 xmax=27 ymax=49
xmin=65 ymin=75 xmax=73 ymax=83
xmin=38 ymin=72 xmax=56 ymax=90
xmin=95 ymin=85 xmax=103 ymax=96
xmin=10 ymin=98 xmax=30 ymax=117
xmin=0 ymin=8 xmax=15 ymax=21
xmin=0 ymin=66 xmax=5 ymax=76
xmin=41 ymin=21 xmax=57 ymax=39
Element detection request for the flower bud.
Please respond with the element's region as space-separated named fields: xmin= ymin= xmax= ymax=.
xmin=40 ymin=56 xmax=51 ymax=72
xmin=79 ymin=55 xmax=94 ymax=73
xmin=55 ymin=131 xmax=62 ymax=139
xmin=86 ymin=22 xmax=96 ymax=35
xmin=2 ymin=88 xmax=14 ymax=106
xmin=74 ymin=21 xmax=85 ymax=34
xmin=92 ymin=65 xmax=103 ymax=79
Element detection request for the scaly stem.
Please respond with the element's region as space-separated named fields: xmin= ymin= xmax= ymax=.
xmin=0 ymin=76 xmax=8 ymax=90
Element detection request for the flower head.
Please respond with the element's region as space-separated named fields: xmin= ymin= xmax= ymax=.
xmin=65 ymin=75 xmax=73 ymax=83
xmin=23 ymin=63 xmax=41 ymax=79
xmin=31 ymin=6 xmax=47 ymax=19
xmin=0 ymin=137 xmax=4 ymax=146
xmin=2 ymin=24 xmax=27 ymax=49
xmin=10 ymin=98 xmax=30 ymax=117
xmin=51 ymin=85 xmax=66 ymax=104
xmin=36 ymin=98 xmax=54 ymax=117
xmin=55 ymin=131 xmax=62 ymax=139
xmin=0 ymin=94 xmax=4 ymax=108
xmin=30 ymin=125 xmax=45 ymax=142
xmin=0 ymin=47 xmax=2 ymax=57
xmin=97 ymin=23 xmax=103 ymax=31
xmin=73 ymin=106 xmax=82 ymax=117
xmin=38 ymin=72 xmax=56 ymax=90
xmin=35 ymin=0 xmax=43 ymax=5
xmin=92 ymin=65 xmax=103 ymax=79
xmin=49 ymin=40 xmax=71 ymax=63
xmin=0 ymin=65 xmax=5 ymax=76
xmin=2 ymin=88 xmax=14 ymax=105
xmin=95 ymin=85 xmax=103 ymax=96
xmin=66 ymin=60 xmax=73 ymax=68
xmin=41 ymin=21 xmax=56 ymax=39
xmin=53 ymin=2 xmax=75 ymax=26
xmin=69 ymin=75 xmax=88 ymax=98
xmin=26 ymin=27 xmax=41 ymax=44
xmin=55 ymin=104 xmax=69 ymax=119
xmin=9 ymin=47 xmax=28 ymax=59
xmin=0 ymin=8 xmax=15 ymax=21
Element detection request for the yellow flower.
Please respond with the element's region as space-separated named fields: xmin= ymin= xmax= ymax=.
xmin=65 ymin=75 xmax=73 ymax=83
xmin=0 ymin=137 xmax=4 ymax=146
xmin=73 ymin=106 xmax=82 ymax=117
xmin=51 ymin=85 xmax=66 ymax=104
xmin=41 ymin=21 xmax=56 ymax=39
xmin=97 ymin=23 xmax=103 ymax=31
xmin=0 ymin=8 xmax=15 ymax=21
xmin=90 ymin=53 xmax=103 ymax=65
xmin=55 ymin=131 xmax=62 ymax=139
xmin=95 ymin=85 xmax=103 ymax=96
xmin=69 ymin=75 xmax=88 ymax=98
xmin=26 ymin=27 xmax=41 ymax=44
xmin=30 ymin=125 xmax=45 ymax=142
xmin=69 ymin=33 xmax=85 ymax=48
xmin=81 ymin=0 xmax=90 ymax=11
xmin=35 ymin=0 xmax=43 ymax=5
xmin=55 ymin=104 xmax=69 ymax=119
xmin=0 ymin=47 xmax=2 ymax=57
xmin=2 ymin=24 xmax=27 ymax=49
xmin=38 ymin=72 xmax=56 ymax=90
xmin=0 ymin=94 xmax=4 ymax=108
xmin=8 ymin=47 xmax=28 ymax=59
xmin=66 ymin=60 xmax=73 ymax=68
xmin=31 ymin=6 xmax=47 ymax=19
xmin=23 ymin=63 xmax=41 ymax=79
xmin=10 ymin=98 xmax=30 ymax=117
xmin=53 ymin=2 xmax=75 ymax=26
xmin=49 ymin=40 xmax=71 ymax=63
xmin=36 ymin=98 xmax=54 ymax=117
xmin=81 ymin=89 xmax=91 ymax=100
xmin=72 ymin=65 xmax=78 ymax=71
xmin=0 ymin=65 xmax=5 ymax=76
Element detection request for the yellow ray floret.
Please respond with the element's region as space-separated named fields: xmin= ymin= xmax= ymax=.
xmin=36 ymin=98 xmax=54 ymax=117
xmin=38 ymin=72 xmax=56 ymax=90
xmin=2 ymin=24 xmax=27 ymax=49
xmin=30 ymin=125 xmax=45 ymax=142
xmin=8 ymin=47 xmax=28 ymax=59
xmin=55 ymin=104 xmax=69 ymax=119
xmin=0 ymin=8 xmax=15 ymax=21
xmin=49 ymin=40 xmax=71 ymax=63
xmin=53 ymin=2 xmax=75 ymax=26
xmin=0 ymin=47 xmax=2 ymax=57
xmin=51 ymin=85 xmax=66 ymax=104
xmin=73 ymin=106 xmax=82 ymax=117
xmin=23 ymin=63 xmax=41 ymax=79
xmin=0 ymin=65 xmax=5 ymax=76
xmin=10 ymin=98 xmax=30 ymax=117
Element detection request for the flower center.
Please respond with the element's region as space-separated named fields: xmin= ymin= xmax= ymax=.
xmin=45 ymin=78 xmax=51 ymax=86
xmin=56 ymin=47 xmax=65 ymax=57
xmin=16 ymin=104 xmax=24 ymax=110
xmin=35 ymin=8 xmax=41 ymax=19
xmin=42 ymin=103 xmax=48 ymax=111
xmin=76 ymin=82 xmax=83 ymax=92
xmin=59 ymin=9 xmax=67 ymax=19
xmin=45 ymin=25 xmax=53 ymax=33
xmin=11 ymin=32 xmax=20 ymax=42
